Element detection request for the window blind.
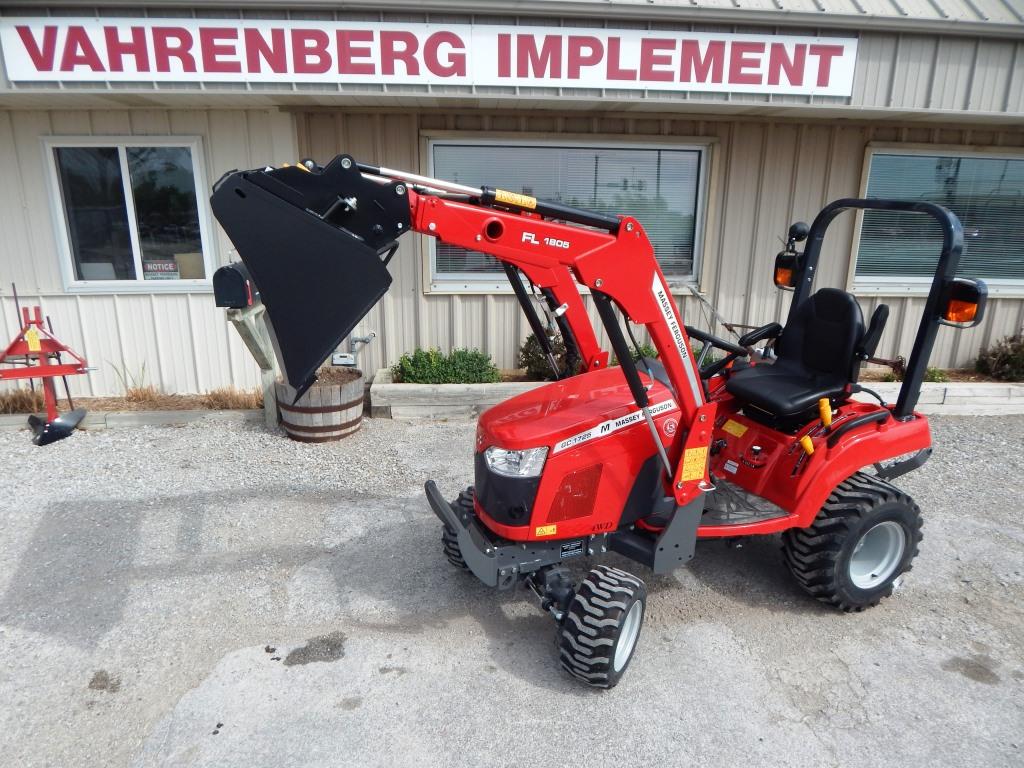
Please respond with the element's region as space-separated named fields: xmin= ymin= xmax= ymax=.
xmin=857 ymin=152 xmax=1024 ymax=283
xmin=431 ymin=143 xmax=703 ymax=279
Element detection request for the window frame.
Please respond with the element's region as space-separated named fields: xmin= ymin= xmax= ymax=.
xmin=850 ymin=143 xmax=1024 ymax=298
xmin=43 ymin=135 xmax=216 ymax=294
xmin=423 ymin=135 xmax=711 ymax=294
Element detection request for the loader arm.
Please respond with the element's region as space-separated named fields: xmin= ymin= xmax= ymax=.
xmin=212 ymin=154 xmax=713 ymax=505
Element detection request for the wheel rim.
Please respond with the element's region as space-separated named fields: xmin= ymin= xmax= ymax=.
xmin=613 ymin=600 xmax=643 ymax=672
xmin=849 ymin=521 xmax=906 ymax=589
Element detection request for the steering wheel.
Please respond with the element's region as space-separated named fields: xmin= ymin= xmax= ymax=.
xmin=684 ymin=325 xmax=749 ymax=379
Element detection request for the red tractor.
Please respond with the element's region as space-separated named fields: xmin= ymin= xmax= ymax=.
xmin=212 ymin=155 xmax=986 ymax=687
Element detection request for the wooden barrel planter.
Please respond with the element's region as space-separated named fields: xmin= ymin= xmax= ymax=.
xmin=275 ymin=368 xmax=364 ymax=442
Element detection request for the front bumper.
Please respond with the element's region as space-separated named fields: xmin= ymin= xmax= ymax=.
xmin=425 ymin=480 xmax=577 ymax=589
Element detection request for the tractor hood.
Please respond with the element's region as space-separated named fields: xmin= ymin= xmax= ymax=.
xmin=477 ymin=367 xmax=679 ymax=453
xmin=210 ymin=155 xmax=411 ymax=399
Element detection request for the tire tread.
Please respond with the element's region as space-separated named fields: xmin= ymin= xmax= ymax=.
xmin=782 ymin=471 xmax=922 ymax=612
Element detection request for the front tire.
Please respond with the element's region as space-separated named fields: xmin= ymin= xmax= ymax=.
xmin=558 ymin=565 xmax=647 ymax=688
xmin=782 ymin=472 xmax=923 ymax=612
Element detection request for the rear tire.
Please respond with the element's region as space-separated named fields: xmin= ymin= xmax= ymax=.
xmin=441 ymin=488 xmax=473 ymax=570
xmin=558 ymin=565 xmax=647 ymax=688
xmin=782 ymin=471 xmax=922 ymax=612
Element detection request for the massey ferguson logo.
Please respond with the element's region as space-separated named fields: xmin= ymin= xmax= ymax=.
xmin=553 ymin=399 xmax=676 ymax=454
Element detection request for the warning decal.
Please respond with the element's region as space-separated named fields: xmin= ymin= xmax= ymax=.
xmin=680 ymin=446 xmax=709 ymax=482
xmin=722 ymin=419 xmax=748 ymax=438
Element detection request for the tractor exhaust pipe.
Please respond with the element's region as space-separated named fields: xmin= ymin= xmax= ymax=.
xmin=210 ymin=155 xmax=411 ymax=399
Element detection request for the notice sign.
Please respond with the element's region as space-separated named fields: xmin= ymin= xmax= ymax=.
xmin=142 ymin=259 xmax=179 ymax=280
xmin=0 ymin=19 xmax=858 ymax=96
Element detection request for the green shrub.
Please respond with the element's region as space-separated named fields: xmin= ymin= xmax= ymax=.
xmin=392 ymin=347 xmax=500 ymax=384
xmin=975 ymin=332 xmax=1024 ymax=381
xmin=630 ymin=342 xmax=659 ymax=361
xmin=881 ymin=366 xmax=948 ymax=383
xmin=518 ymin=332 xmax=585 ymax=381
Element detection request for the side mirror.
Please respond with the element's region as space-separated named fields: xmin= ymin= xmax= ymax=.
xmin=788 ymin=221 xmax=809 ymax=243
xmin=773 ymin=252 xmax=799 ymax=290
xmin=939 ymin=277 xmax=987 ymax=328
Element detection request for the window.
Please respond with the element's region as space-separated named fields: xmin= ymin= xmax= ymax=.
xmin=855 ymin=149 xmax=1024 ymax=291
xmin=429 ymin=140 xmax=707 ymax=289
xmin=47 ymin=138 xmax=212 ymax=290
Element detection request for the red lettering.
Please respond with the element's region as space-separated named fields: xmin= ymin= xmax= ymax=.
xmin=380 ymin=31 xmax=419 ymax=76
xmin=199 ymin=28 xmax=240 ymax=73
xmin=60 ymin=26 xmax=105 ymax=72
xmin=567 ymin=36 xmax=603 ymax=80
xmin=767 ymin=43 xmax=805 ymax=87
xmin=729 ymin=42 xmax=764 ymax=85
xmin=809 ymin=44 xmax=844 ymax=87
xmin=680 ymin=40 xmax=723 ymax=83
xmin=152 ymin=28 xmax=196 ymax=73
xmin=292 ymin=29 xmax=330 ymax=74
xmin=16 ymin=25 xmax=57 ymax=71
xmin=244 ymin=28 xmax=287 ymax=73
xmin=516 ymin=35 xmax=561 ymax=78
xmin=639 ymin=38 xmax=674 ymax=82
xmin=605 ymin=37 xmax=636 ymax=81
xmin=104 ymin=26 xmax=149 ymax=72
xmin=424 ymin=32 xmax=465 ymax=77
xmin=337 ymin=30 xmax=374 ymax=75
xmin=498 ymin=33 xmax=511 ymax=78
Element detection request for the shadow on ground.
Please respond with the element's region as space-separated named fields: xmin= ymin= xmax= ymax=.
xmin=0 ymin=486 xmax=828 ymax=695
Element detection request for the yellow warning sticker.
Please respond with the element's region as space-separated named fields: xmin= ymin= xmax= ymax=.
xmin=494 ymin=188 xmax=537 ymax=210
xmin=535 ymin=524 xmax=558 ymax=537
xmin=722 ymin=419 xmax=748 ymax=438
xmin=24 ymin=327 xmax=41 ymax=353
xmin=681 ymin=446 xmax=709 ymax=482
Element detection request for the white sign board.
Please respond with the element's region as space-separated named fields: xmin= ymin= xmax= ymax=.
xmin=0 ymin=19 xmax=858 ymax=96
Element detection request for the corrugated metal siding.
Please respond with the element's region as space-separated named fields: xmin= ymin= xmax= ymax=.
xmin=15 ymin=1 xmax=1024 ymax=33
xmin=1 ymin=10 xmax=1022 ymax=118
xmin=298 ymin=110 xmax=1024 ymax=376
xmin=0 ymin=107 xmax=297 ymax=397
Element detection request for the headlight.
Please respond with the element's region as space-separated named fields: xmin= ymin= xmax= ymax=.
xmin=484 ymin=446 xmax=548 ymax=478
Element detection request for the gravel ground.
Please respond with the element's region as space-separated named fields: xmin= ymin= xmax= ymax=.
xmin=0 ymin=415 xmax=1022 ymax=768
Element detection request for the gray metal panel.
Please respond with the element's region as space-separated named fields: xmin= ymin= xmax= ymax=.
xmin=0 ymin=106 xmax=295 ymax=397
xmin=0 ymin=11 xmax=1021 ymax=117
xmin=8 ymin=1 xmax=1023 ymax=34
xmin=3 ymin=104 xmax=1022 ymax=396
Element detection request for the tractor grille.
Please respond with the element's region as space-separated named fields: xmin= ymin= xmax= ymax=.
xmin=547 ymin=464 xmax=603 ymax=523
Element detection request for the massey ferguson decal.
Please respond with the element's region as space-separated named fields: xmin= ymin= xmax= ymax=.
xmin=552 ymin=399 xmax=676 ymax=454
xmin=0 ymin=19 xmax=858 ymax=96
xmin=651 ymin=274 xmax=704 ymax=405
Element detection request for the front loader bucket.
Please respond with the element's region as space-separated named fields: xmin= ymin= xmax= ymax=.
xmin=211 ymin=156 xmax=411 ymax=398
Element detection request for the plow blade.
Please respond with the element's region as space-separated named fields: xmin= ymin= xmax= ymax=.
xmin=210 ymin=156 xmax=411 ymax=398
xmin=29 ymin=408 xmax=87 ymax=446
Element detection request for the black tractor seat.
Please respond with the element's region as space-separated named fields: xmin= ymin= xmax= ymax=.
xmin=725 ymin=288 xmax=888 ymax=430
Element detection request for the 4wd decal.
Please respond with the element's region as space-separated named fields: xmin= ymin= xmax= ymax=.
xmin=552 ymin=399 xmax=676 ymax=454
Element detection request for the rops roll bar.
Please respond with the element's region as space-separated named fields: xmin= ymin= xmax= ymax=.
xmin=788 ymin=198 xmax=986 ymax=421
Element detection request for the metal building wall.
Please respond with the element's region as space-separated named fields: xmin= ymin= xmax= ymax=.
xmin=298 ymin=109 xmax=1024 ymax=377
xmin=1 ymin=106 xmax=1021 ymax=397
xmin=0 ymin=107 xmax=297 ymax=397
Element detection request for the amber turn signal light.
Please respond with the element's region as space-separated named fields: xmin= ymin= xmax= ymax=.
xmin=774 ymin=266 xmax=793 ymax=288
xmin=939 ymin=277 xmax=987 ymax=328
xmin=943 ymin=299 xmax=978 ymax=324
